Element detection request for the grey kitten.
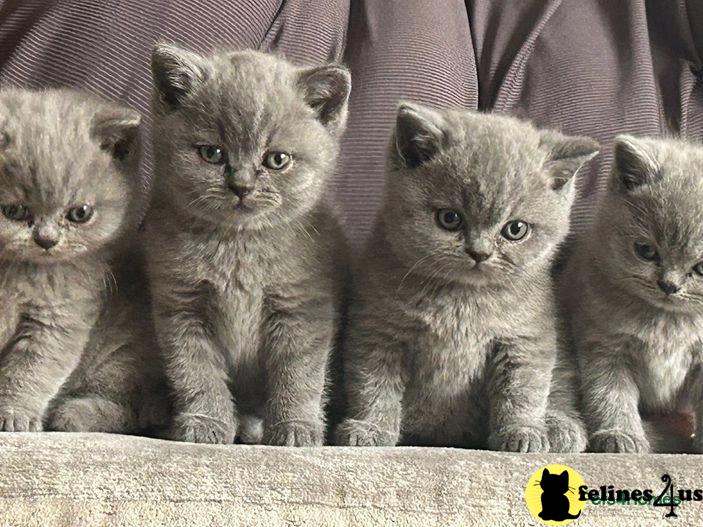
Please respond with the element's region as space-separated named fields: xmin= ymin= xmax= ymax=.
xmin=0 ymin=88 xmax=158 ymax=433
xmin=562 ymin=135 xmax=703 ymax=453
xmin=146 ymin=45 xmax=350 ymax=445
xmin=335 ymin=102 xmax=598 ymax=452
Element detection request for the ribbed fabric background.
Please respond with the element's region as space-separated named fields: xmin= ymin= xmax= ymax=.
xmin=1 ymin=0 xmax=703 ymax=245
xmin=338 ymin=0 xmax=477 ymax=242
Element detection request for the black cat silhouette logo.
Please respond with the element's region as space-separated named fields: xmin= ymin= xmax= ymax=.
xmin=525 ymin=464 xmax=587 ymax=525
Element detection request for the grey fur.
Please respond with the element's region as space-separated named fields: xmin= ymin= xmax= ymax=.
xmin=146 ymin=45 xmax=350 ymax=445
xmin=335 ymin=103 xmax=597 ymax=452
xmin=0 ymin=88 xmax=159 ymax=433
xmin=562 ymin=135 xmax=703 ymax=453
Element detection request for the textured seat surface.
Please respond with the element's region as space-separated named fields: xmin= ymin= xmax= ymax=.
xmin=0 ymin=433 xmax=701 ymax=526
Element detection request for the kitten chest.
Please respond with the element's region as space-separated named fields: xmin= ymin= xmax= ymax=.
xmin=204 ymin=236 xmax=269 ymax=403
xmin=0 ymin=266 xmax=103 ymax=351
xmin=401 ymin=295 xmax=495 ymax=446
xmin=634 ymin=318 xmax=702 ymax=412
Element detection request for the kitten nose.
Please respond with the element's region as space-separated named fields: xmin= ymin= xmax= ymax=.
xmin=467 ymin=249 xmax=492 ymax=263
xmin=33 ymin=223 xmax=59 ymax=251
xmin=33 ymin=233 xmax=58 ymax=250
xmin=229 ymin=183 xmax=254 ymax=198
xmin=657 ymin=279 xmax=680 ymax=295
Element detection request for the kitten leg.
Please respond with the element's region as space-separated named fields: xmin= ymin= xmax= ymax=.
xmin=487 ymin=339 xmax=553 ymax=453
xmin=0 ymin=311 xmax=92 ymax=432
xmin=261 ymin=293 xmax=334 ymax=447
xmin=546 ymin=352 xmax=588 ymax=453
xmin=334 ymin=319 xmax=405 ymax=447
xmin=47 ymin=345 xmax=141 ymax=433
xmin=0 ymin=304 xmax=19 ymax=355
xmin=151 ymin=283 xmax=236 ymax=444
xmin=580 ymin=343 xmax=649 ymax=453
xmin=49 ymin=396 xmax=135 ymax=433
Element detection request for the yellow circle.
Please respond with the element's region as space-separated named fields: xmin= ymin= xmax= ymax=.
xmin=524 ymin=464 xmax=587 ymax=525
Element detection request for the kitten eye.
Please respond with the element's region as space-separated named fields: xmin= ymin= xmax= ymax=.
xmin=634 ymin=242 xmax=659 ymax=262
xmin=198 ymin=145 xmax=226 ymax=164
xmin=693 ymin=262 xmax=703 ymax=276
xmin=263 ymin=151 xmax=291 ymax=170
xmin=501 ymin=220 xmax=530 ymax=241
xmin=67 ymin=205 xmax=94 ymax=224
xmin=1 ymin=204 xmax=29 ymax=222
xmin=436 ymin=209 xmax=463 ymax=231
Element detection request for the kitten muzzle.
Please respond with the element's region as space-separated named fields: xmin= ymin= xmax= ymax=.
xmin=33 ymin=224 xmax=59 ymax=251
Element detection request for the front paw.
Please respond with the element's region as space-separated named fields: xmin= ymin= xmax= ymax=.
xmin=547 ymin=416 xmax=588 ymax=453
xmin=0 ymin=406 xmax=43 ymax=432
xmin=334 ymin=418 xmax=398 ymax=446
xmin=489 ymin=425 xmax=550 ymax=453
xmin=590 ymin=429 xmax=650 ymax=453
xmin=170 ymin=412 xmax=235 ymax=444
xmin=264 ymin=419 xmax=323 ymax=447
xmin=692 ymin=434 xmax=703 ymax=454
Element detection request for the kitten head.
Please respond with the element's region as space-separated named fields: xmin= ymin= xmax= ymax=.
xmin=540 ymin=469 xmax=569 ymax=493
xmin=0 ymin=89 xmax=141 ymax=264
xmin=596 ymin=135 xmax=703 ymax=312
xmin=383 ymin=102 xmax=598 ymax=287
xmin=150 ymin=44 xmax=351 ymax=229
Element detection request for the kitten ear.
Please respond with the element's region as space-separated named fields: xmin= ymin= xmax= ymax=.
xmin=540 ymin=131 xmax=599 ymax=191
xmin=394 ymin=102 xmax=447 ymax=169
xmin=542 ymin=468 xmax=550 ymax=478
xmin=613 ymin=135 xmax=660 ymax=191
xmin=297 ymin=64 xmax=351 ymax=134
xmin=151 ymin=43 xmax=210 ymax=109
xmin=91 ymin=107 xmax=141 ymax=161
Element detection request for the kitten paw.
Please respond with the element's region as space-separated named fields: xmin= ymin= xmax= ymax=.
xmin=691 ymin=435 xmax=703 ymax=454
xmin=334 ymin=419 xmax=398 ymax=446
xmin=547 ymin=416 xmax=588 ymax=453
xmin=237 ymin=414 xmax=264 ymax=444
xmin=171 ymin=413 xmax=235 ymax=444
xmin=0 ymin=407 xmax=43 ymax=432
xmin=264 ymin=420 xmax=323 ymax=447
xmin=489 ymin=425 xmax=550 ymax=453
xmin=49 ymin=397 xmax=137 ymax=433
xmin=590 ymin=429 xmax=650 ymax=453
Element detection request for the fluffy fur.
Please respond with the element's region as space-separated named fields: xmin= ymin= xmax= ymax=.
xmin=145 ymin=45 xmax=350 ymax=445
xmin=0 ymin=88 xmax=161 ymax=433
xmin=562 ymin=135 xmax=703 ymax=453
xmin=335 ymin=103 xmax=598 ymax=452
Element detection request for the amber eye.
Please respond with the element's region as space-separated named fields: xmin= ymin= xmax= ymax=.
xmin=198 ymin=145 xmax=226 ymax=164
xmin=436 ymin=209 xmax=463 ymax=231
xmin=501 ymin=220 xmax=530 ymax=241
xmin=1 ymin=204 xmax=29 ymax=222
xmin=634 ymin=242 xmax=659 ymax=262
xmin=67 ymin=205 xmax=94 ymax=224
xmin=263 ymin=151 xmax=291 ymax=170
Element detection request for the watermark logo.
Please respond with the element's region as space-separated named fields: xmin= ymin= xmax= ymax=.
xmin=524 ymin=464 xmax=587 ymax=525
xmin=526 ymin=464 xmax=700 ymax=522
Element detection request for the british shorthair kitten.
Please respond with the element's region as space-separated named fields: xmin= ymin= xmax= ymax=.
xmin=563 ymin=135 xmax=703 ymax=453
xmin=335 ymin=103 xmax=598 ymax=452
xmin=146 ymin=45 xmax=350 ymax=445
xmin=0 ymin=88 xmax=160 ymax=433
